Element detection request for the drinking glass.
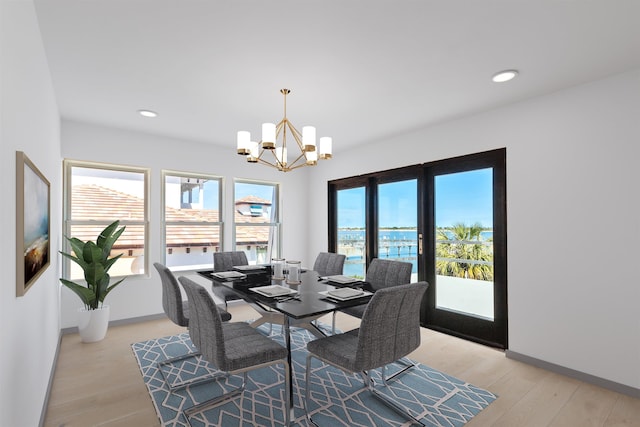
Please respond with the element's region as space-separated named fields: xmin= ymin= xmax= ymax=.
xmin=286 ymin=260 xmax=301 ymax=284
xmin=272 ymin=258 xmax=285 ymax=279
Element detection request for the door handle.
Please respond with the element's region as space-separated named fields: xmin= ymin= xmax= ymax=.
xmin=418 ymin=233 xmax=423 ymax=255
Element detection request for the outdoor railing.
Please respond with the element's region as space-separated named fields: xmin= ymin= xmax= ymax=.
xmin=338 ymin=234 xmax=494 ymax=275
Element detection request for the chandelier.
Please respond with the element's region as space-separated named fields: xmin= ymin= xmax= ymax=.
xmin=236 ymin=89 xmax=332 ymax=172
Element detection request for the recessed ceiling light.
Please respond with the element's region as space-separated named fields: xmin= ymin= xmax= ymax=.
xmin=492 ymin=70 xmax=519 ymax=83
xmin=138 ymin=109 xmax=158 ymax=118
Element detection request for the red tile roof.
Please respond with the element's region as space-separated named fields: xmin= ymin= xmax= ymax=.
xmin=70 ymin=184 xmax=271 ymax=248
xmin=236 ymin=195 xmax=272 ymax=205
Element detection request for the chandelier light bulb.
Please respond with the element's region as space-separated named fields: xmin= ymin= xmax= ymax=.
xmin=302 ymin=126 xmax=316 ymax=152
xmin=247 ymin=141 xmax=259 ymax=163
xmin=262 ymin=123 xmax=276 ymax=149
xmin=319 ymin=137 xmax=332 ymax=159
xmin=237 ymin=131 xmax=251 ymax=155
xmin=306 ymin=149 xmax=318 ymax=165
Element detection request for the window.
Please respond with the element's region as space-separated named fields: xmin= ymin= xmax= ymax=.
xmin=63 ymin=160 xmax=149 ymax=280
xmin=162 ymin=171 xmax=222 ymax=271
xmin=234 ymin=179 xmax=280 ymax=265
xmin=336 ymin=185 xmax=367 ymax=279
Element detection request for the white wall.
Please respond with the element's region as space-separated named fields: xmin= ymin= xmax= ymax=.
xmin=306 ymin=69 xmax=640 ymax=390
xmin=60 ymin=121 xmax=310 ymax=328
xmin=0 ymin=1 xmax=62 ymax=426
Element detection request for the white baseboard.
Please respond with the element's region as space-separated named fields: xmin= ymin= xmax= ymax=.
xmin=60 ymin=312 xmax=167 ymax=335
xmin=505 ymin=350 xmax=639 ymax=399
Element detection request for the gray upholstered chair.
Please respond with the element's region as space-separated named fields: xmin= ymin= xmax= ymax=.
xmin=333 ymin=258 xmax=413 ymax=332
xmin=305 ymin=281 xmax=428 ymax=426
xmin=212 ymin=251 xmax=249 ymax=308
xmin=153 ymin=263 xmax=231 ymax=391
xmin=313 ymin=252 xmax=346 ymax=276
xmin=178 ymin=277 xmax=291 ymax=426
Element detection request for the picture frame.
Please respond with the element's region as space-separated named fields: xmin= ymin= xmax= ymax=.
xmin=16 ymin=151 xmax=51 ymax=297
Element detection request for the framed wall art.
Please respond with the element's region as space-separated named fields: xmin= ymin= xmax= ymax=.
xmin=16 ymin=151 xmax=50 ymax=296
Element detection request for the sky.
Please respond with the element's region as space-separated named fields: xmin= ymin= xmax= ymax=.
xmin=435 ymin=168 xmax=493 ymax=228
xmin=338 ymin=168 xmax=493 ymax=229
xmin=234 ymin=181 xmax=275 ymax=201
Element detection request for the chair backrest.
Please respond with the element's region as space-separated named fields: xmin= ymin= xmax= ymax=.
xmin=178 ymin=276 xmax=229 ymax=371
xmin=313 ymin=252 xmax=346 ymax=276
xmin=153 ymin=262 xmax=188 ymax=327
xmin=213 ymin=251 xmax=249 ymax=272
xmin=365 ymin=258 xmax=413 ymax=291
xmin=356 ymin=281 xmax=428 ymax=371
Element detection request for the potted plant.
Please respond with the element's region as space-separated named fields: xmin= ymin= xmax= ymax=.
xmin=59 ymin=220 xmax=126 ymax=342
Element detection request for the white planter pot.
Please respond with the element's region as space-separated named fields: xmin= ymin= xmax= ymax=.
xmin=77 ymin=305 xmax=110 ymax=343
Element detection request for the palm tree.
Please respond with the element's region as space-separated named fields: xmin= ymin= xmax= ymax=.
xmin=436 ymin=222 xmax=493 ymax=280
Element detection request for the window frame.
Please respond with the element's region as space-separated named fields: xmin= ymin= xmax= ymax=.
xmin=62 ymin=159 xmax=150 ymax=279
xmin=233 ymin=178 xmax=282 ymax=263
xmin=161 ymin=170 xmax=224 ymax=271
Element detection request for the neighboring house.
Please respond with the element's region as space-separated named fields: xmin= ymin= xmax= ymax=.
xmin=68 ymin=184 xmax=271 ymax=275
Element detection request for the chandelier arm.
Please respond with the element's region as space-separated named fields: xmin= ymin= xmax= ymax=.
xmin=285 ymin=121 xmax=305 ymax=151
xmin=269 ymin=148 xmax=287 ymax=170
xmin=281 ymin=119 xmax=288 ymax=153
xmin=253 ymin=147 xmax=276 ymax=167
xmin=255 ymin=157 xmax=281 ymax=169
xmin=288 ymin=151 xmax=307 ymax=166
xmin=287 ymin=162 xmax=310 ymax=171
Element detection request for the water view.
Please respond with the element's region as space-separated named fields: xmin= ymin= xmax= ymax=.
xmin=339 ymin=228 xmax=494 ymax=279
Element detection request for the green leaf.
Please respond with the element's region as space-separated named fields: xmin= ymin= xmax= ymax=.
xmin=84 ymin=262 xmax=106 ymax=287
xmin=102 ymin=253 xmax=123 ymax=274
xmin=59 ymin=250 xmax=87 ymax=270
xmin=67 ymin=237 xmax=87 ymax=260
xmin=103 ymin=277 xmax=127 ymax=302
xmin=96 ymin=274 xmax=111 ymax=302
xmin=97 ymin=221 xmax=126 ymax=258
xmin=59 ymin=279 xmax=98 ymax=310
xmin=82 ymin=241 xmax=103 ymax=264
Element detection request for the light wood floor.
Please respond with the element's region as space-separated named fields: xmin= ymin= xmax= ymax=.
xmin=45 ymin=303 xmax=640 ymax=427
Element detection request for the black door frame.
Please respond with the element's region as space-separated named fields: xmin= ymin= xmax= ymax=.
xmin=328 ymin=148 xmax=507 ymax=349
xmin=422 ymin=148 xmax=507 ymax=349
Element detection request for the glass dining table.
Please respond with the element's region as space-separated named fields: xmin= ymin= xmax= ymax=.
xmin=196 ymin=268 xmax=372 ymax=422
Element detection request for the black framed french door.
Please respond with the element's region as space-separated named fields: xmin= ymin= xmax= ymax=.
xmin=328 ymin=148 xmax=507 ymax=349
xmin=422 ymin=149 xmax=507 ymax=348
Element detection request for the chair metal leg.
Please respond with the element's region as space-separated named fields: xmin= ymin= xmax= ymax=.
xmin=183 ymin=359 xmax=291 ymax=427
xmin=381 ymin=357 xmax=418 ymax=386
xmin=306 ymin=353 xmax=425 ymax=426
xmin=158 ymin=351 xmax=228 ymax=391
xmin=283 ymin=359 xmax=292 ymax=426
xmin=361 ymin=370 xmax=425 ymax=426
xmin=184 ymin=372 xmax=247 ymax=427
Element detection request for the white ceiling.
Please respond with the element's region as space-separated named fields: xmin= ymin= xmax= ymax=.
xmin=34 ymin=0 xmax=640 ymax=153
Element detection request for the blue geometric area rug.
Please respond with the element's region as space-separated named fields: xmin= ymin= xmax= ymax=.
xmin=131 ymin=324 xmax=496 ymax=426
